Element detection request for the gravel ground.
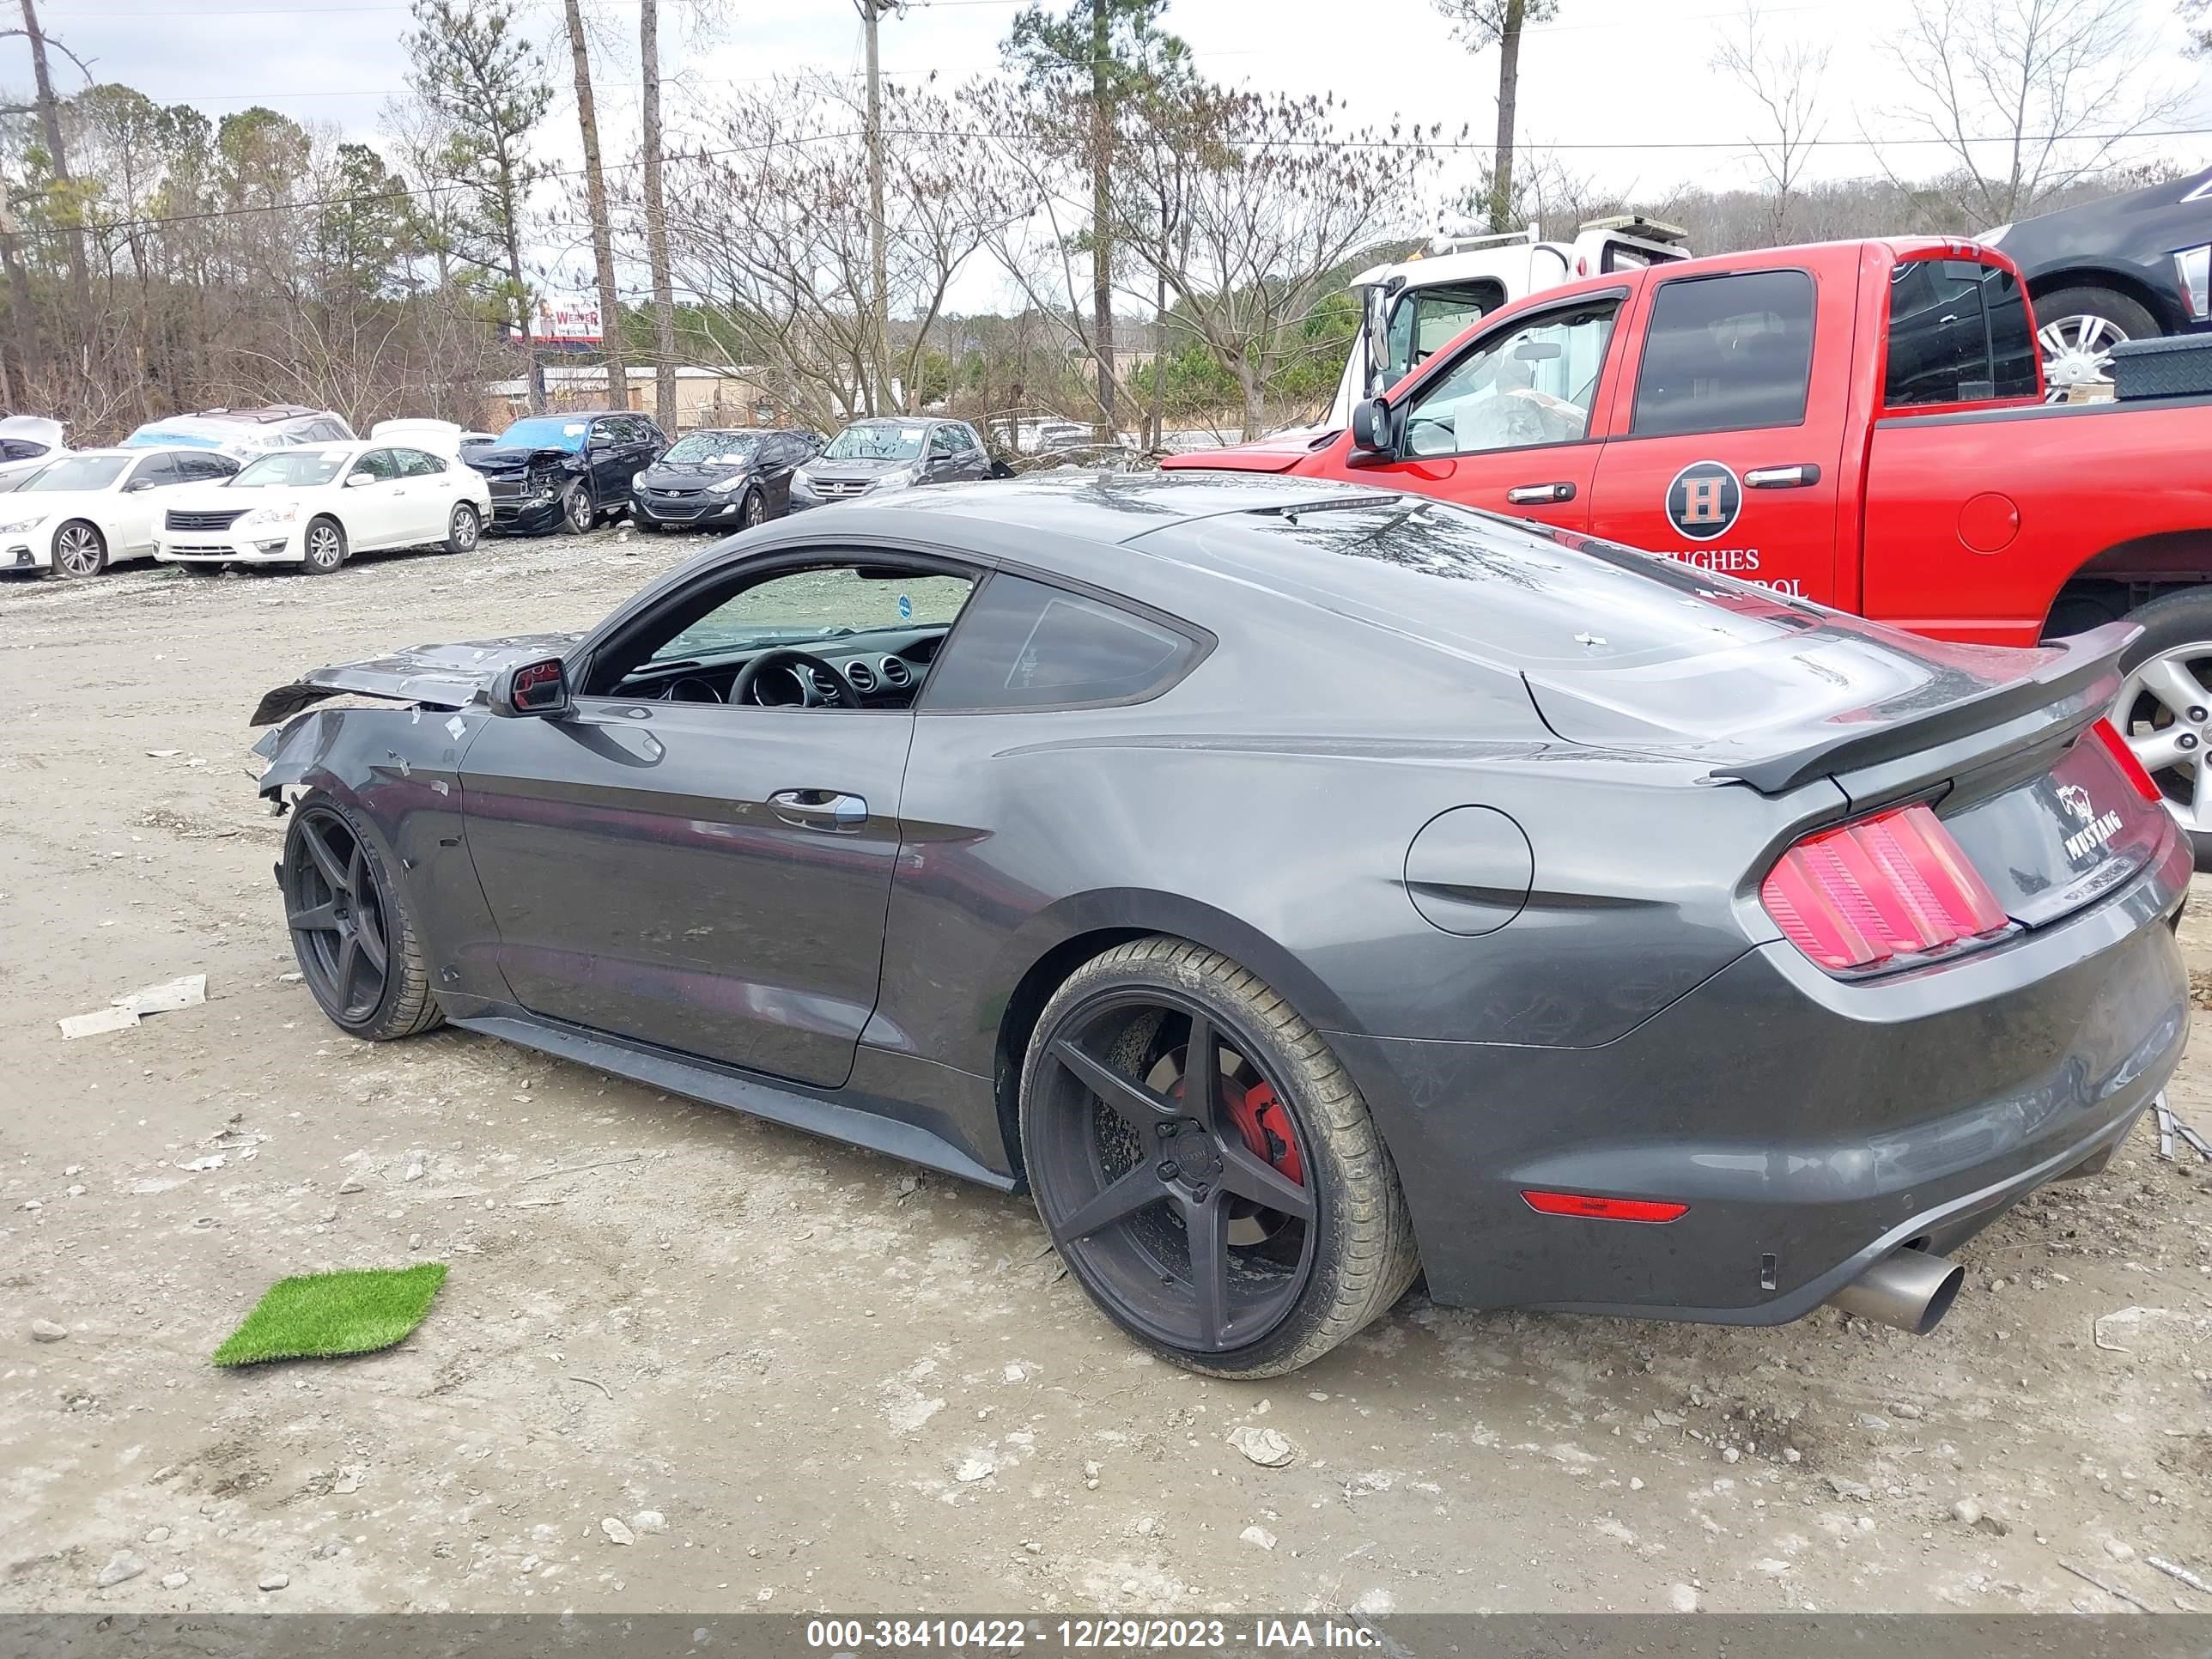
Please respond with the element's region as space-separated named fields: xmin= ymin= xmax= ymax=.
xmin=2 ymin=526 xmax=2209 ymax=1617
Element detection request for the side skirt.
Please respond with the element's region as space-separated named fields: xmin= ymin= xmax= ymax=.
xmin=444 ymin=1007 xmax=1019 ymax=1193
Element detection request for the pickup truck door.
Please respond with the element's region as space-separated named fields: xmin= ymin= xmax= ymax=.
xmin=1350 ymin=289 xmax=1632 ymax=532
xmin=1583 ymin=263 xmax=1850 ymax=604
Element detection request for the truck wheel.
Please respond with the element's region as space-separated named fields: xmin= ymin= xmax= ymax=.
xmin=2114 ymin=587 xmax=2212 ymax=868
xmin=2035 ymin=285 xmax=2155 ymax=398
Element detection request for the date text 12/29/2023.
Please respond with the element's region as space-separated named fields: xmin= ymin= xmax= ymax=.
xmin=804 ymin=1620 xmax=1386 ymax=1650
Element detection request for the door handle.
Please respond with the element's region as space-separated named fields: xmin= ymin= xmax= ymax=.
xmin=769 ymin=788 xmax=868 ymax=830
xmin=1744 ymin=464 xmax=1821 ymax=489
xmin=1505 ymin=482 xmax=1576 ymax=505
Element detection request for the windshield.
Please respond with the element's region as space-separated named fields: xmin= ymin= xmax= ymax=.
xmin=496 ymin=416 xmax=590 ymax=453
xmin=823 ymin=423 xmax=925 ymax=462
xmin=22 ymin=455 xmax=128 ymax=492
xmin=233 ymin=449 xmax=344 ymax=488
xmin=663 ymin=432 xmax=758 ymax=465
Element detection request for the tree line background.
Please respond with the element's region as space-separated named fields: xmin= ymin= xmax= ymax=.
xmin=0 ymin=0 xmax=2206 ymax=447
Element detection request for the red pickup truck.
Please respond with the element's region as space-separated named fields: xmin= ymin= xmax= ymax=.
xmin=1164 ymin=238 xmax=2212 ymax=858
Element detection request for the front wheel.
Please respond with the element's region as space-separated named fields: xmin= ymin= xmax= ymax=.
xmin=302 ymin=517 xmax=346 ymax=574
xmin=443 ymin=501 xmax=481 ymax=555
xmin=1019 ymin=937 xmax=1419 ymax=1378
xmin=282 ymin=793 xmax=443 ymax=1040
xmin=2113 ymin=587 xmax=2212 ymax=867
xmin=561 ymin=483 xmax=593 ymax=535
xmin=738 ymin=489 xmax=765 ymax=531
xmin=52 ymin=520 xmax=107 ymax=578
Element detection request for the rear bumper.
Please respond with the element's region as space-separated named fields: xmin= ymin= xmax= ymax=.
xmin=1334 ymin=829 xmax=2191 ymax=1323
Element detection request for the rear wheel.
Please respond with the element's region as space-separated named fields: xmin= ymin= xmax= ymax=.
xmin=302 ymin=517 xmax=346 ymax=574
xmin=52 ymin=520 xmax=106 ymax=578
xmin=443 ymin=501 xmax=481 ymax=555
xmin=2035 ymin=285 xmax=2155 ymax=398
xmin=1020 ymin=937 xmax=1419 ymax=1378
xmin=283 ymin=793 xmax=442 ymax=1041
xmin=2113 ymin=588 xmax=2212 ymax=867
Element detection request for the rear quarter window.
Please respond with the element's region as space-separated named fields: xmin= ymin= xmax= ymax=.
xmin=922 ymin=574 xmax=1201 ymax=712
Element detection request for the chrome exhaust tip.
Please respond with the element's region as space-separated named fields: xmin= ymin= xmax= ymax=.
xmin=1825 ymin=1247 xmax=1965 ymax=1335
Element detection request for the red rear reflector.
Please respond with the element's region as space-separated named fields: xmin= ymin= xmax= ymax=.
xmin=1522 ymin=1190 xmax=1688 ymax=1224
xmin=1761 ymin=802 xmax=2008 ymax=973
xmin=2087 ymin=715 xmax=2162 ymax=805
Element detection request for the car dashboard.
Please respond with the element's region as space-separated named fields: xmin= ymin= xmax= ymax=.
xmin=612 ymin=627 xmax=947 ymax=708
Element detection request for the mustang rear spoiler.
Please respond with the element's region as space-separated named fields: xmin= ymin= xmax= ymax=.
xmin=1710 ymin=621 xmax=2136 ymax=799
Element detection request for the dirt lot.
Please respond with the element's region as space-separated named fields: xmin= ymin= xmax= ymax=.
xmin=2 ymin=527 xmax=2209 ymax=1618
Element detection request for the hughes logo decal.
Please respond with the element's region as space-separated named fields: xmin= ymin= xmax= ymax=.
xmin=1666 ymin=460 xmax=1741 ymax=543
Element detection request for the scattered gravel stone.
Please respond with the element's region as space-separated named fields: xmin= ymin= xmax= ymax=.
xmin=1784 ymin=1447 xmax=1802 ymax=1464
xmin=1951 ymin=1498 xmax=1984 ymax=1528
xmin=143 ymin=1527 xmax=171 ymax=1544
xmin=1669 ymin=1583 xmax=1700 ymax=1613
xmin=1239 ymin=1525 xmax=1277 ymax=1551
xmin=1629 ymin=1477 xmax=1644 ymax=1491
xmin=631 ymin=1510 xmax=666 ymax=1534
xmin=337 ymin=1178 xmax=365 ymax=1194
xmin=1825 ymin=1474 xmax=1874 ymax=1501
xmin=1227 ymin=1425 xmax=1297 ymax=1468
xmin=1722 ymin=1447 xmax=1741 ymax=1463
xmin=955 ymin=1455 xmax=995 ymax=1483
xmin=600 ymin=1517 xmax=635 ymax=1547
xmin=258 ymin=1571 xmax=289 ymax=1591
xmin=161 ymin=1571 xmax=189 ymax=1590
xmin=2106 ymin=1539 xmax=2136 ymax=1561
xmin=95 ymin=1553 xmax=147 ymax=1589
xmin=30 ymin=1320 xmax=67 ymax=1342
xmin=1890 ymin=1401 xmax=1925 ymax=1419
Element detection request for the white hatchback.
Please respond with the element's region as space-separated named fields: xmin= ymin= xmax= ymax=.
xmin=0 ymin=447 xmax=241 ymax=577
xmin=153 ymin=441 xmax=493 ymax=574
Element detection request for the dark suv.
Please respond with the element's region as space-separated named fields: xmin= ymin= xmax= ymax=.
xmin=466 ymin=411 xmax=667 ymax=535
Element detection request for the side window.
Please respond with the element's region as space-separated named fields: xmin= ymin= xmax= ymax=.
xmin=924 ymin=573 xmax=1200 ymax=713
xmin=928 ymin=426 xmax=958 ymax=458
xmin=1632 ymin=269 xmax=1815 ymax=437
xmin=950 ymin=424 xmax=981 ymax=454
xmin=1401 ymin=299 xmax=1620 ymax=458
xmin=311 ymin=420 xmax=349 ymax=442
xmin=177 ymin=453 xmax=237 ymax=482
xmin=1383 ymin=281 xmax=1505 ymax=381
xmin=130 ymin=453 xmax=182 ymax=489
xmin=350 ymin=449 xmax=399 ymax=483
xmin=396 ymin=447 xmax=446 ymax=477
xmin=1884 ymin=258 xmax=2036 ymax=407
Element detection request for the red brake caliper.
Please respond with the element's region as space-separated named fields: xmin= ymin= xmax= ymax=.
xmin=1224 ymin=1080 xmax=1305 ymax=1188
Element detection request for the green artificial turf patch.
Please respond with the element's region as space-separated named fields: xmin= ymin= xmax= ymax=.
xmin=210 ymin=1264 xmax=447 ymax=1367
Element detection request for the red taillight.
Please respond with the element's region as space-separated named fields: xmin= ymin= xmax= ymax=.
xmin=2087 ymin=715 xmax=2162 ymax=805
xmin=1521 ymin=1190 xmax=1687 ymax=1224
xmin=1761 ymin=802 xmax=2008 ymax=973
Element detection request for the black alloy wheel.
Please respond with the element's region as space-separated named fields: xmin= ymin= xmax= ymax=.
xmin=562 ymin=483 xmax=593 ymax=534
xmin=1028 ymin=986 xmax=1320 ymax=1357
xmin=285 ymin=805 xmax=394 ymax=1025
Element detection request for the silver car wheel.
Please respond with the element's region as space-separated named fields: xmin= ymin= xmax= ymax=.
xmin=2038 ymin=313 xmax=2127 ymax=398
xmin=53 ymin=522 xmax=105 ymax=576
xmin=2113 ymin=642 xmax=2212 ymax=832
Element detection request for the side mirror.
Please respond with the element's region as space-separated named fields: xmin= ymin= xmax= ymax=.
xmin=125 ymin=478 xmax=157 ymax=492
xmin=343 ymin=472 xmax=374 ymax=488
xmin=1362 ymin=276 xmax=1404 ymax=400
xmin=1349 ymin=397 xmax=1396 ymax=456
xmin=492 ymin=656 xmax=573 ymax=719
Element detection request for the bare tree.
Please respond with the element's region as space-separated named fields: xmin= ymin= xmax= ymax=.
xmin=1711 ymin=3 xmax=1830 ymax=241
xmin=560 ymin=0 xmax=626 ymax=406
xmin=11 ymin=0 xmax=94 ymax=336
xmin=1432 ymin=0 xmax=1559 ymax=234
xmin=1881 ymin=0 xmax=2191 ymax=228
xmin=640 ymin=0 xmax=676 ymax=431
xmin=1115 ymin=86 xmax=1435 ymax=436
xmin=2186 ymin=0 xmax=2210 ymax=55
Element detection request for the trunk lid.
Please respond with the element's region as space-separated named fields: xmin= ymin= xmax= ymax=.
xmin=249 ymin=634 xmax=582 ymax=726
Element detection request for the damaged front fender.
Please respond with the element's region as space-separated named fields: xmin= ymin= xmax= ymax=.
xmin=249 ymin=633 xmax=581 ymax=726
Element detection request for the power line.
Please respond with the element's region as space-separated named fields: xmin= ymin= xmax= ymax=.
xmin=56 ymin=120 xmax=2212 ymax=240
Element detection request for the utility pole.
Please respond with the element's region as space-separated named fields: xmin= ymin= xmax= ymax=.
xmin=858 ymin=0 xmax=895 ymax=416
xmin=1089 ymin=1 xmax=1115 ymax=443
xmin=640 ymin=0 xmax=678 ymax=433
xmin=562 ymin=0 xmax=629 ymax=409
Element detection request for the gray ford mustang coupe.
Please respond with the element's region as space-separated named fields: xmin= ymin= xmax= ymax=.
xmin=248 ymin=472 xmax=2189 ymax=1376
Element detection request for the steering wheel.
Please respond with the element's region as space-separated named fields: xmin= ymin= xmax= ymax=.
xmin=730 ymin=647 xmax=861 ymax=709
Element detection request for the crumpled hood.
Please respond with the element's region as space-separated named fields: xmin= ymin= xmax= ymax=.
xmin=249 ymin=633 xmax=582 ymax=726
xmin=466 ymin=446 xmax=579 ymax=476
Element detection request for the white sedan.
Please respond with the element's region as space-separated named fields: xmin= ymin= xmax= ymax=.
xmin=0 ymin=446 xmax=242 ymax=577
xmin=153 ymin=440 xmax=492 ymax=574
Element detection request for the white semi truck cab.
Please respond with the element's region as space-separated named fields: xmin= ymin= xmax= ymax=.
xmin=1323 ymin=216 xmax=1693 ymax=428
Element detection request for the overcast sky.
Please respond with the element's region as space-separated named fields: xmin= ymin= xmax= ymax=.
xmin=21 ymin=0 xmax=2212 ymax=311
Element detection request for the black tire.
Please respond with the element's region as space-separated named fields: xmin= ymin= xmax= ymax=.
xmin=561 ymin=482 xmax=593 ymax=535
xmin=442 ymin=501 xmax=481 ymax=556
xmin=51 ymin=520 xmax=107 ymax=578
xmin=2115 ymin=587 xmax=2212 ymax=869
xmin=1019 ymin=937 xmax=1420 ymax=1378
xmin=281 ymin=791 xmax=444 ymax=1041
xmin=738 ymin=489 xmax=765 ymax=531
xmin=177 ymin=562 xmax=225 ymax=577
xmin=2034 ymin=285 xmax=2157 ymax=395
xmin=302 ymin=516 xmax=346 ymax=574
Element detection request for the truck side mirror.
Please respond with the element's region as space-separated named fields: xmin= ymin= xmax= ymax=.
xmin=1361 ymin=276 xmax=1404 ymax=401
xmin=1350 ymin=398 xmax=1395 ymax=456
xmin=492 ymin=657 xmax=573 ymax=719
